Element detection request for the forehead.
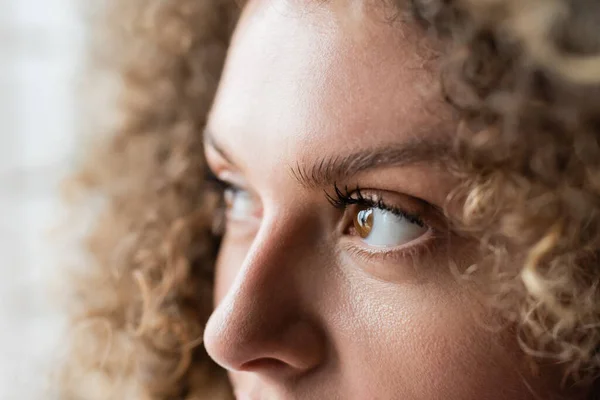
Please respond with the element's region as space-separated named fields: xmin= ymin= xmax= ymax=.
xmin=207 ymin=0 xmax=452 ymax=176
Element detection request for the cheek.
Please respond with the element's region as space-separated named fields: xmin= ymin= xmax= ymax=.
xmin=333 ymin=278 xmax=531 ymax=400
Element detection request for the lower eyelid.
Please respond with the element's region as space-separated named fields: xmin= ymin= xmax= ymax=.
xmin=338 ymin=240 xmax=442 ymax=284
xmin=339 ymin=227 xmax=438 ymax=263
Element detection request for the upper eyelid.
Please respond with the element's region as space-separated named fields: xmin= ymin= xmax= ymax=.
xmin=204 ymin=129 xmax=236 ymax=166
xmin=328 ymin=185 xmax=424 ymax=214
xmin=204 ymin=139 xmax=258 ymax=197
xmin=203 ymin=139 xmax=245 ymax=187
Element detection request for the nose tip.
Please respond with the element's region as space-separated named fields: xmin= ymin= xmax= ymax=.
xmin=203 ymin=310 xmax=325 ymax=378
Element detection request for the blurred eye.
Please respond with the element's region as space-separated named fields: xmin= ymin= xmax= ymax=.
xmin=224 ymin=186 xmax=261 ymax=221
xmin=351 ymin=205 xmax=428 ymax=247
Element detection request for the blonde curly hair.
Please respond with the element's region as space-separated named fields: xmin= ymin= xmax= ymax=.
xmin=59 ymin=0 xmax=600 ymax=399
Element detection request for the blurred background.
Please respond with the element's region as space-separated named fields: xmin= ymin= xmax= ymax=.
xmin=0 ymin=0 xmax=83 ymax=398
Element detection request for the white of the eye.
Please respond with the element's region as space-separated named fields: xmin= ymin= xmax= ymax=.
xmin=226 ymin=189 xmax=257 ymax=219
xmin=362 ymin=209 xmax=427 ymax=247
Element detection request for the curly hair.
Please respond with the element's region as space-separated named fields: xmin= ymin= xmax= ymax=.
xmin=59 ymin=0 xmax=600 ymax=399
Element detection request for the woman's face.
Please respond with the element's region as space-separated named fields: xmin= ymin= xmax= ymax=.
xmin=203 ymin=2 xmax=550 ymax=399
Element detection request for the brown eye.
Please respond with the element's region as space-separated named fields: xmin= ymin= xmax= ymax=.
xmin=353 ymin=206 xmax=374 ymax=238
xmin=347 ymin=203 xmax=428 ymax=247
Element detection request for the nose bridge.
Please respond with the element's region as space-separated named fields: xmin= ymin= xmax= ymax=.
xmin=203 ymin=210 xmax=326 ymax=373
xmin=226 ymin=211 xmax=307 ymax=320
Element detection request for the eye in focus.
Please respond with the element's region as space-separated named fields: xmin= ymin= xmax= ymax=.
xmin=328 ymin=184 xmax=430 ymax=249
xmin=350 ymin=204 xmax=428 ymax=247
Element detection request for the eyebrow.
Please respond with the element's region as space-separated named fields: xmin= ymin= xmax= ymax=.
xmin=204 ymin=128 xmax=452 ymax=188
xmin=291 ymin=138 xmax=452 ymax=188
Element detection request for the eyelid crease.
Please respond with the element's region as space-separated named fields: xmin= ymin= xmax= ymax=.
xmin=204 ymin=128 xmax=236 ymax=166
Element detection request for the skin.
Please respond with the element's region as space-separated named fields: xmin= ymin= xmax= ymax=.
xmin=202 ymin=1 xmax=563 ymax=399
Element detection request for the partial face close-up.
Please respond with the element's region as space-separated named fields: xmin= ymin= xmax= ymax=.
xmin=202 ymin=2 xmax=560 ymax=399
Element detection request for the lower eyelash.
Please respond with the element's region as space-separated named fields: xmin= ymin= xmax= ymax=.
xmin=340 ymin=228 xmax=440 ymax=266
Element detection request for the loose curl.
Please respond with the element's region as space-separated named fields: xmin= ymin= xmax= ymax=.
xmin=59 ymin=0 xmax=600 ymax=399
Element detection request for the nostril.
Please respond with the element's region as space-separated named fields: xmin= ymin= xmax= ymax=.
xmin=240 ymin=358 xmax=288 ymax=372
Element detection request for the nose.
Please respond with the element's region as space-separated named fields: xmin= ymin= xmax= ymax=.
xmin=203 ymin=216 xmax=326 ymax=379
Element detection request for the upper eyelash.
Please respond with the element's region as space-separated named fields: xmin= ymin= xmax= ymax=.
xmin=205 ymin=170 xmax=229 ymax=191
xmin=204 ymin=170 xmax=245 ymax=196
xmin=326 ymin=183 xmax=425 ymax=227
